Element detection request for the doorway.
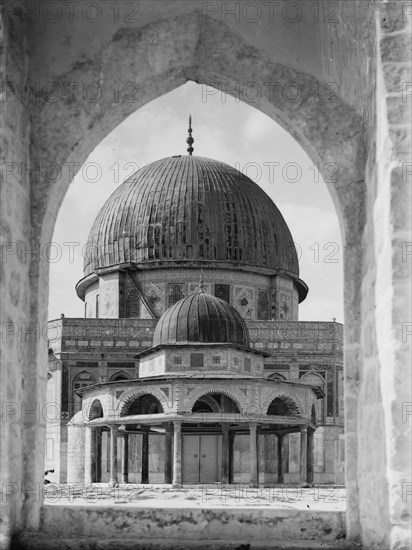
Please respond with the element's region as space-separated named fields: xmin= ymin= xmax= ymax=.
xmin=182 ymin=434 xmax=222 ymax=483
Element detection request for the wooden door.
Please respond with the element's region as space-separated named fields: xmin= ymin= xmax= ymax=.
xmin=182 ymin=435 xmax=222 ymax=482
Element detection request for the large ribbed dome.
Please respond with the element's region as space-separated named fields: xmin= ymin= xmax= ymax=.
xmin=153 ymin=290 xmax=250 ymax=347
xmin=83 ymin=155 xmax=299 ymax=277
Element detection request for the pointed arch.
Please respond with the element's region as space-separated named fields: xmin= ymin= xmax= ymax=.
xmin=88 ymin=399 xmax=104 ymax=421
xmin=185 ymin=386 xmax=247 ymax=414
xmin=34 ymin=14 xmax=364 ymax=262
xmin=268 ymin=373 xmax=287 ymax=381
xmin=191 ymin=393 xmax=240 ymax=414
xmin=300 ymin=371 xmax=325 ymax=386
xmin=264 ymin=393 xmax=302 ymax=416
xmin=109 ymin=371 xmax=132 ymax=382
xmin=119 ymin=388 xmax=168 ymax=416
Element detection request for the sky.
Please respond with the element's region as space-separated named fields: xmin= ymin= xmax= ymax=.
xmin=48 ymin=81 xmax=343 ymax=323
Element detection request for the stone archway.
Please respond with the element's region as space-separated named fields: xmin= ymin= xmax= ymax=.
xmin=2 ymin=3 xmax=410 ymax=548
xmin=27 ymin=15 xmax=367 ymax=539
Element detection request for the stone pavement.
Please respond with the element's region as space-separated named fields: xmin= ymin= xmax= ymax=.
xmin=43 ymin=484 xmax=346 ymax=511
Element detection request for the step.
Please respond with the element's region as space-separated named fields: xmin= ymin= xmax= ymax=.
xmin=41 ymin=504 xmax=344 ymax=540
xmin=13 ymin=533 xmax=360 ymax=550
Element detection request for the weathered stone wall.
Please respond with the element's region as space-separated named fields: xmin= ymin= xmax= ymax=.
xmin=0 ymin=4 xmax=40 ymax=547
xmin=356 ymin=4 xmax=412 ymax=548
xmin=47 ymin=317 xmax=343 ymax=351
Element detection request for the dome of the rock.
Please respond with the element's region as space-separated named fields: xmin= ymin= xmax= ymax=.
xmin=83 ymin=155 xmax=300 ymax=280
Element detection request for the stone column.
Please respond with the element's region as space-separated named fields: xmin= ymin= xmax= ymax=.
xmin=84 ymin=426 xmax=93 ymax=485
xmin=94 ymin=428 xmax=102 ymax=482
xmin=307 ymin=429 xmax=314 ymax=486
xmin=300 ymin=426 xmax=308 ymax=485
xmin=221 ymin=424 xmax=230 ymax=484
xmin=164 ymin=423 xmax=173 ymax=484
xmin=109 ymin=425 xmax=118 ymax=486
xmin=172 ymin=421 xmax=182 ymax=488
xmin=67 ymin=423 xmax=86 ymax=484
xmin=277 ymin=434 xmax=285 ymax=484
xmin=229 ymin=431 xmax=235 ymax=484
xmin=141 ymin=427 xmax=149 ymax=484
xmin=249 ymin=423 xmax=258 ymax=488
xmin=256 ymin=427 xmax=260 ymax=482
xmin=121 ymin=433 xmax=129 ymax=484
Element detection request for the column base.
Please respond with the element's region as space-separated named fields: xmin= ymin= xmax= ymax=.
xmin=172 ymin=482 xmax=182 ymax=489
xmin=300 ymin=481 xmax=313 ymax=488
xmin=121 ymin=476 xmax=129 ymax=484
xmin=249 ymin=482 xmax=259 ymax=488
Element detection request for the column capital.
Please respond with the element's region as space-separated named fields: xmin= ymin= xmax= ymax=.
xmin=173 ymin=420 xmax=182 ymax=429
xmin=300 ymin=425 xmax=308 ymax=433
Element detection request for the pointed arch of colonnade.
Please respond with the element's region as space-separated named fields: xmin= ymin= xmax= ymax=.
xmin=185 ymin=386 xmax=247 ymax=414
xmin=265 ymin=394 xmax=302 ymax=417
xmin=119 ymin=389 xmax=168 ymax=416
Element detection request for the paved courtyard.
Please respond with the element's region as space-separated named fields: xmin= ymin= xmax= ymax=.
xmin=43 ymin=484 xmax=346 ymax=511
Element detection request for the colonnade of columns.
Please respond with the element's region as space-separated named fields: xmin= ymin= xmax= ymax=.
xmin=85 ymin=422 xmax=315 ymax=486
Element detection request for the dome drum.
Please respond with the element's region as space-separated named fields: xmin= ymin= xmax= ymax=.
xmin=77 ymin=266 xmax=306 ymax=321
xmin=137 ymin=342 xmax=267 ymax=378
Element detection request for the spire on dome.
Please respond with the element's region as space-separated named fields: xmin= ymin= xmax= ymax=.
xmin=198 ymin=268 xmax=204 ymax=292
xmin=186 ymin=114 xmax=194 ymax=155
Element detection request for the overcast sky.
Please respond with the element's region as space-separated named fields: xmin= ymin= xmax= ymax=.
xmin=48 ymin=81 xmax=343 ymax=323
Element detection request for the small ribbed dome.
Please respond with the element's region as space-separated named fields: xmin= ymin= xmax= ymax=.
xmin=153 ymin=291 xmax=250 ymax=347
xmin=83 ymin=155 xmax=300 ymax=278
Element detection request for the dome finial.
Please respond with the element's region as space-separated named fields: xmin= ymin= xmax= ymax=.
xmin=198 ymin=268 xmax=204 ymax=292
xmin=186 ymin=114 xmax=194 ymax=155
